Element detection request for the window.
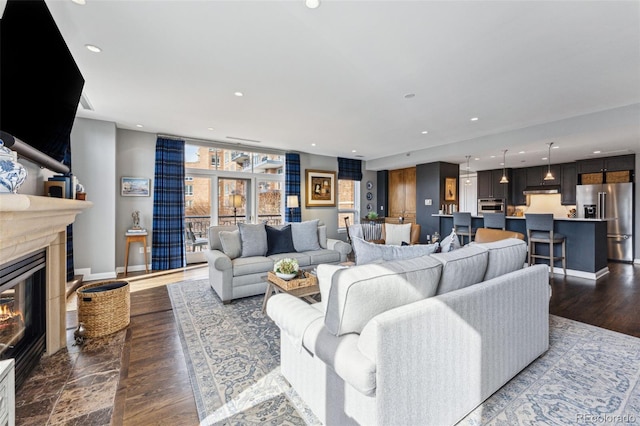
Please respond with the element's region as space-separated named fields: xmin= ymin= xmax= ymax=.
xmin=338 ymin=179 xmax=360 ymax=231
xmin=185 ymin=176 xmax=194 ymax=181
xmin=185 ymin=200 xmax=194 ymax=208
xmin=185 ymin=184 xmax=193 ymax=196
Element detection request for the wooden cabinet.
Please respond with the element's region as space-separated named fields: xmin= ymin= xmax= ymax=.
xmin=577 ymin=154 xmax=635 ymax=174
xmin=388 ymin=167 xmax=416 ymax=222
xmin=478 ymin=169 xmax=510 ymax=201
xmin=561 ymin=162 xmax=577 ymax=205
xmin=511 ymin=168 xmax=527 ymax=205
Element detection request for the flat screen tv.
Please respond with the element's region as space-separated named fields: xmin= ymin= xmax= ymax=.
xmin=0 ymin=0 xmax=85 ymax=166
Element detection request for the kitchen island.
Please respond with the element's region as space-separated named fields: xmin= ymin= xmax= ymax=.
xmin=435 ymin=214 xmax=610 ymax=280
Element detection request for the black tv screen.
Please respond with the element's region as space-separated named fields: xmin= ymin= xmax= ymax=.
xmin=0 ymin=0 xmax=85 ymax=166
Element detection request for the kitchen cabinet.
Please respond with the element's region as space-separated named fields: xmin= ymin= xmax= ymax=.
xmin=478 ymin=169 xmax=509 ymax=200
xmin=511 ymin=168 xmax=527 ymax=205
xmin=577 ymin=155 xmax=635 ymax=174
xmin=388 ymin=167 xmax=416 ymax=222
xmin=561 ymin=162 xmax=577 ymax=205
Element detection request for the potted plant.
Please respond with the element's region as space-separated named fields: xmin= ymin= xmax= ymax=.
xmin=366 ymin=211 xmax=379 ymax=220
xmin=274 ymin=258 xmax=299 ymax=280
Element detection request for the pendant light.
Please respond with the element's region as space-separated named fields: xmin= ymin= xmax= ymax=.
xmin=464 ymin=155 xmax=472 ymax=186
xmin=544 ymin=142 xmax=555 ymax=180
xmin=499 ymin=149 xmax=509 ymax=184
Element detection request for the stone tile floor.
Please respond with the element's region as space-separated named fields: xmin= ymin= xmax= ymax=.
xmin=15 ymin=326 xmax=125 ymax=425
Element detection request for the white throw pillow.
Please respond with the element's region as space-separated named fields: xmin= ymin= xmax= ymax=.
xmin=384 ymin=223 xmax=412 ymax=245
xmin=439 ymin=230 xmax=461 ymax=252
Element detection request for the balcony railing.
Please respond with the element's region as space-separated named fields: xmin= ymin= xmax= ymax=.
xmin=185 ymin=214 xmax=284 ymax=251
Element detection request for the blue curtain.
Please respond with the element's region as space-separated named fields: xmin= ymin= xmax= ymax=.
xmin=285 ymin=153 xmax=301 ymax=222
xmin=338 ymin=157 xmax=363 ymax=181
xmin=152 ymin=137 xmax=186 ymax=270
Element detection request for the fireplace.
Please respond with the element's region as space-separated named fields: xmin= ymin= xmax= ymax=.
xmin=0 ymin=250 xmax=46 ymax=389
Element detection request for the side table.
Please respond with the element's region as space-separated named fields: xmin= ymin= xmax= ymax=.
xmin=124 ymin=232 xmax=149 ymax=276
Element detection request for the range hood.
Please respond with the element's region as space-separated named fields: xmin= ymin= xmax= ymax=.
xmin=523 ymin=185 xmax=560 ymax=195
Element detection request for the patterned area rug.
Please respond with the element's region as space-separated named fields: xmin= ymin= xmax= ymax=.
xmin=168 ymin=279 xmax=640 ymax=425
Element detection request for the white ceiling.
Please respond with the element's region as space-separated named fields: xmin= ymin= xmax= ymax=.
xmin=8 ymin=0 xmax=640 ymax=171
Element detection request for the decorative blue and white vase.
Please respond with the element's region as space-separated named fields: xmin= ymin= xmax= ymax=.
xmin=0 ymin=139 xmax=27 ymax=193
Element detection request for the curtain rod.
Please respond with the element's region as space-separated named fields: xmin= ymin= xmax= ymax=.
xmin=156 ymin=133 xmax=286 ymax=156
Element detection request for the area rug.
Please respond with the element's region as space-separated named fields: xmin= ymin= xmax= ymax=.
xmin=168 ymin=279 xmax=640 ymax=425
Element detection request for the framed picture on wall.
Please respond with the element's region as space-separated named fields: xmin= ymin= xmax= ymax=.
xmin=445 ymin=177 xmax=456 ymax=201
xmin=121 ymin=177 xmax=151 ymax=197
xmin=305 ymin=169 xmax=336 ymax=207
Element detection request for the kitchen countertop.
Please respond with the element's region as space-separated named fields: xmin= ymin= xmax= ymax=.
xmin=432 ymin=214 xmax=614 ymax=222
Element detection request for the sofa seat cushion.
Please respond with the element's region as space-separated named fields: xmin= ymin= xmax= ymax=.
xmin=232 ymin=256 xmax=273 ymax=276
xmin=475 ymin=238 xmax=527 ymax=281
xmin=268 ymin=252 xmax=312 ymax=267
xmin=431 ymin=245 xmax=489 ymax=295
xmin=325 ymin=256 xmax=443 ymax=336
xmin=305 ymin=249 xmax=341 ymax=265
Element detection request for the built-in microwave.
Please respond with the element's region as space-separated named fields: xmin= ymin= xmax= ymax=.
xmin=478 ymin=198 xmax=505 ymax=215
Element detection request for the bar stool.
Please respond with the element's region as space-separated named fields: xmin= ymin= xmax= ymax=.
xmin=483 ymin=212 xmax=506 ymax=230
xmin=525 ymin=213 xmax=566 ymax=276
xmin=453 ymin=212 xmax=475 ymax=245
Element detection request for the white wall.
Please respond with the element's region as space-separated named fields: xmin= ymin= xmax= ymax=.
xmin=636 ymin=154 xmax=639 ymax=264
xmin=116 ymin=129 xmax=157 ymax=271
xmin=71 ymin=117 xmax=117 ymax=280
xmin=299 ymin=152 xmax=341 ymax=239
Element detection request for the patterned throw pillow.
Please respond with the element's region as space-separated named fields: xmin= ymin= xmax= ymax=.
xmin=238 ymin=223 xmax=268 ymax=257
xmin=219 ymin=229 xmax=242 ymax=259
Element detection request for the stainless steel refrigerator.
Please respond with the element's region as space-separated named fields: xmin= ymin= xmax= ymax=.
xmin=576 ymin=182 xmax=634 ymax=262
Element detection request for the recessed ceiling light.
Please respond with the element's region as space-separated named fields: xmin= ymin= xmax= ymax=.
xmin=421 ymin=130 xmax=428 ymax=134
xmin=474 ymin=157 xmax=480 ymax=161
xmin=305 ymin=0 xmax=320 ymax=9
xmin=234 ymin=91 xmax=244 ymax=97
xmin=519 ymin=151 xmax=525 ymax=154
xmin=470 ymin=117 xmax=479 ymax=121
xmin=404 ymin=93 xmax=416 ymax=99
xmin=71 ymin=0 xmax=86 ymax=5
xmin=542 ymin=157 xmax=548 ymax=160
xmin=311 ymin=143 xmax=316 ymax=146
xmin=85 ymin=44 xmax=102 ymax=53
xmin=490 ymin=155 xmax=496 ymax=158
xmin=552 ymin=145 xmax=559 ymax=149
xmin=207 ymin=127 xmax=214 ymax=131
xmin=136 ymin=124 xmax=143 ymax=128
xmin=593 ymin=150 xmax=601 ymax=154
xmin=351 ymin=149 xmax=357 ymax=153
xmin=500 ymin=162 xmax=504 ymax=166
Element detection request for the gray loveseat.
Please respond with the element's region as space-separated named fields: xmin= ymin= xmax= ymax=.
xmin=267 ymin=238 xmax=550 ymax=425
xmin=205 ymin=220 xmax=351 ymax=303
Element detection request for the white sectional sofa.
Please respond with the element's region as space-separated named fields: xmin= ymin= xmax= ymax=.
xmin=267 ymin=238 xmax=550 ymax=425
xmin=205 ymin=220 xmax=351 ymax=303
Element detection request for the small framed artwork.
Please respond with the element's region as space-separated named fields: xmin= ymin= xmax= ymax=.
xmin=445 ymin=177 xmax=457 ymax=201
xmin=121 ymin=177 xmax=151 ymax=197
xmin=305 ymin=169 xmax=336 ymax=207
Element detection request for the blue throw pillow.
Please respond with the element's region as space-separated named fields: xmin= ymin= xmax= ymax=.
xmin=266 ymin=224 xmax=295 ymax=256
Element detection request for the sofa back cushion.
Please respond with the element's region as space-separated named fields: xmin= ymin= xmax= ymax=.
xmin=238 ymin=223 xmax=268 ymax=257
xmin=291 ymin=219 xmax=321 ymax=252
xmin=431 ymin=245 xmax=489 ymax=295
xmin=324 ymin=255 xmax=443 ymax=336
xmin=208 ymin=225 xmax=238 ymax=251
xmin=475 ymin=238 xmax=527 ymax=281
xmin=351 ymin=236 xmax=438 ymax=265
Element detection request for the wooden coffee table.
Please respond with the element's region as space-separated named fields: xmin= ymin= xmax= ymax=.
xmin=261 ymin=271 xmax=320 ymax=314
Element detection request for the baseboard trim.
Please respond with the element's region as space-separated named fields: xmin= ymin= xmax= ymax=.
xmin=634 ymin=258 xmax=640 ymax=265
xmin=115 ymin=264 xmax=151 ymax=274
xmin=549 ymin=266 xmax=610 ymax=280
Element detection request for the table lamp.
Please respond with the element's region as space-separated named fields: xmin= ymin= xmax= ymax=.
xmin=286 ymin=195 xmax=299 ymax=220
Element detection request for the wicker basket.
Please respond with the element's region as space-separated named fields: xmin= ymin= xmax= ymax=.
xmin=77 ymin=280 xmax=130 ymax=338
xmin=267 ymin=271 xmax=317 ymax=290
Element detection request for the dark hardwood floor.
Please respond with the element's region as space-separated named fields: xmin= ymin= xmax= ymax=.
xmin=111 ymin=262 xmax=639 ymax=423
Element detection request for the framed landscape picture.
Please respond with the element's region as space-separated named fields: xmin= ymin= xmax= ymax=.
xmin=121 ymin=177 xmax=151 ymax=197
xmin=305 ymin=169 xmax=336 ymax=207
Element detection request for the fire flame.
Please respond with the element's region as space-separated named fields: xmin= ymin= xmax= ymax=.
xmin=0 ymin=303 xmax=23 ymax=322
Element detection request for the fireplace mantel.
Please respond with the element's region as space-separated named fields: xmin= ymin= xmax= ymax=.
xmin=0 ymin=194 xmax=92 ymax=355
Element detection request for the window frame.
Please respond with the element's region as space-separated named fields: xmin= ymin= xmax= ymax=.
xmin=337 ymin=179 xmax=360 ymax=233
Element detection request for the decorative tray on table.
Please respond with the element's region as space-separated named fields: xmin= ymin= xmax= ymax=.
xmin=267 ymin=271 xmax=317 ymax=290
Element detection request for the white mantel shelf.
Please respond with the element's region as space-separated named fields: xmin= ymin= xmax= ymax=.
xmin=0 ymin=194 xmax=92 ymax=264
xmin=0 ymin=194 xmax=92 ymax=355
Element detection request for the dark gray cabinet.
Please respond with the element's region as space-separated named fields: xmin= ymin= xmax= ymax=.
xmin=478 ymin=169 xmax=509 ymax=200
xmin=526 ymin=164 xmax=561 ymax=186
xmin=511 ymin=168 xmax=527 ymax=205
xmin=561 ymin=162 xmax=577 ymax=205
xmin=577 ymin=155 xmax=635 ymax=174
